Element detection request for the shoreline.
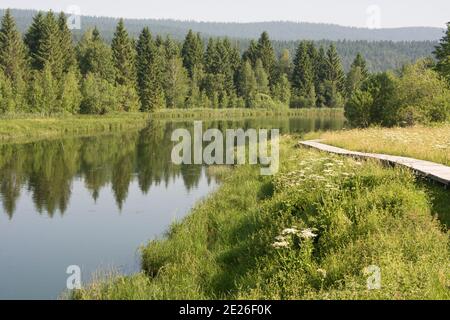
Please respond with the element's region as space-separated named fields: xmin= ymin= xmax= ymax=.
xmin=0 ymin=108 xmax=344 ymax=145
xmin=73 ymin=135 xmax=449 ymax=300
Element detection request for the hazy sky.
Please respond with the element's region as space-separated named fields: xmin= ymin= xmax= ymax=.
xmin=2 ymin=0 xmax=449 ymax=28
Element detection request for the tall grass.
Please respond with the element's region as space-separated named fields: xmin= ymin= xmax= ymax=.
xmin=73 ymin=136 xmax=449 ymax=300
xmin=152 ymin=107 xmax=344 ymax=120
xmin=307 ymin=124 xmax=450 ymax=166
xmin=0 ymin=113 xmax=149 ymax=144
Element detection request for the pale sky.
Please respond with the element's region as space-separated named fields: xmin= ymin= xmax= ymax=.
xmin=2 ymin=0 xmax=449 ymax=28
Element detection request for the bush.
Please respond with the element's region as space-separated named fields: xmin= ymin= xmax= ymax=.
xmin=344 ymin=89 xmax=373 ymax=127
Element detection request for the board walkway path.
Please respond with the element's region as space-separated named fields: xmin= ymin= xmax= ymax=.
xmin=299 ymin=140 xmax=450 ymax=188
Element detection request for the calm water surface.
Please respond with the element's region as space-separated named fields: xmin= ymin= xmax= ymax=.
xmin=0 ymin=116 xmax=344 ymax=299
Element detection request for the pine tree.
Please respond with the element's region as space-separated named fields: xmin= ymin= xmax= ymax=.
xmin=434 ymin=22 xmax=450 ymax=84
xmin=325 ymin=44 xmax=345 ymax=93
xmin=24 ymin=12 xmax=45 ymax=70
xmin=111 ymin=19 xmax=136 ymax=86
xmin=57 ymin=12 xmax=76 ymax=73
xmin=292 ymin=42 xmax=315 ymax=97
xmin=136 ymin=27 xmax=165 ymax=111
xmin=256 ymin=32 xmax=276 ymax=83
xmin=181 ymin=30 xmax=203 ymax=78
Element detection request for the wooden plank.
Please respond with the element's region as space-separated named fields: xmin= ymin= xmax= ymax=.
xmin=298 ymin=140 xmax=450 ymax=187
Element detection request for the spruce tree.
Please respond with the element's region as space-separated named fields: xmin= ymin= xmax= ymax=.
xmin=0 ymin=9 xmax=28 ymax=112
xmin=242 ymin=40 xmax=259 ymax=66
xmin=256 ymin=32 xmax=276 ymax=82
xmin=136 ymin=27 xmax=165 ymax=111
xmin=315 ymin=46 xmax=328 ymax=107
xmin=0 ymin=9 xmax=28 ymax=81
xmin=24 ymin=12 xmax=45 ymax=70
xmin=325 ymin=44 xmax=345 ymax=93
xmin=35 ymin=11 xmax=64 ymax=78
xmin=111 ymin=19 xmax=136 ymax=86
xmin=57 ymin=12 xmax=76 ymax=73
xmin=181 ymin=30 xmax=203 ymax=78
xmin=350 ymin=53 xmax=369 ymax=79
xmin=434 ymin=22 xmax=450 ymax=84
xmin=346 ymin=53 xmax=369 ymax=98
xmin=292 ymin=42 xmax=315 ymax=97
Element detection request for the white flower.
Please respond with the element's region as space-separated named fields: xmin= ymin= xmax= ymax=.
xmin=281 ymin=227 xmax=299 ymax=235
xmin=275 ymin=235 xmax=287 ymax=242
xmin=299 ymin=228 xmax=318 ymax=239
xmin=271 ymin=241 xmax=290 ymax=249
xmin=317 ymin=268 xmax=327 ymax=278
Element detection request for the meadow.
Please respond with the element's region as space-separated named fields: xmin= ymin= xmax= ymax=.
xmin=305 ymin=124 xmax=450 ymax=166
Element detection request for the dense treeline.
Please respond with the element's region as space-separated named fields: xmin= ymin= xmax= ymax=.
xmin=0 ymin=9 xmax=449 ymax=122
xmin=344 ymin=22 xmax=450 ymax=127
xmin=0 ymin=9 xmax=363 ymax=114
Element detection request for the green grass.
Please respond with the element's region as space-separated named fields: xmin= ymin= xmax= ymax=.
xmin=0 ymin=108 xmax=343 ymax=144
xmin=72 ymin=136 xmax=449 ymax=300
xmin=0 ymin=113 xmax=150 ymax=144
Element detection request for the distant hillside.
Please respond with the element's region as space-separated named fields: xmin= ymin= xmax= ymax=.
xmin=2 ymin=8 xmax=444 ymax=41
xmin=0 ymin=8 xmax=442 ymax=72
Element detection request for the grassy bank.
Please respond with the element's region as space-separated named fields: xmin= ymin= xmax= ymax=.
xmin=73 ymin=136 xmax=449 ymax=300
xmin=151 ymin=107 xmax=343 ymax=120
xmin=305 ymin=124 xmax=450 ymax=166
xmin=0 ymin=113 xmax=149 ymax=144
xmin=0 ymin=108 xmax=343 ymax=144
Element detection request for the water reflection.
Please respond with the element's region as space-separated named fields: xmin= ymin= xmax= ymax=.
xmin=0 ymin=116 xmax=344 ymax=219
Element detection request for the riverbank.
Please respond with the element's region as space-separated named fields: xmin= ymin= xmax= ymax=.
xmin=0 ymin=108 xmax=343 ymax=144
xmin=73 ymin=135 xmax=449 ymax=300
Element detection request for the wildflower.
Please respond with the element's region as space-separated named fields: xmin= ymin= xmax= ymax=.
xmin=317 ymin=268 xmax=327 ymax=278
xmin=275 ymin=235 xmax=286 ymax=242
xmin=271 ymin=241 xmax=290 ymax=249
xmin=282 ymin=227 xmax=299 ymax=235
xmin=299 ymin=228 xmax=318 ymax=239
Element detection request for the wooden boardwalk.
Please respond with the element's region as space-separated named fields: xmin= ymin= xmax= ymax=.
xmin=299 ymin=140 xmax=450 ymax=187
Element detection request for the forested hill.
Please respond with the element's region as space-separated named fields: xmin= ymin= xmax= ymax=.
xmin=2 ymin=8 xmax=443 ymax=41
xmin=0 ymin=8 xmax=441 ymax=71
